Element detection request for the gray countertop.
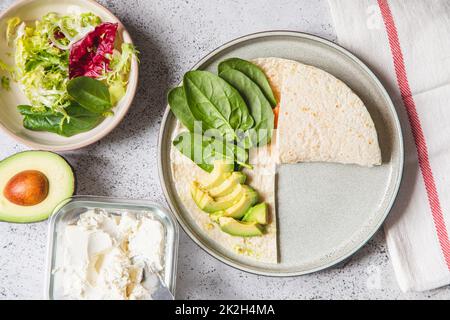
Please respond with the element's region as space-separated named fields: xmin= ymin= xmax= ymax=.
xmin=0 ymin=0 xmax=449 ymax=300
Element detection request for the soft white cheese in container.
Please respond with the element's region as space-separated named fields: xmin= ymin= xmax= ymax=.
xmin=60 ymin=209 xmax=165 ymax=300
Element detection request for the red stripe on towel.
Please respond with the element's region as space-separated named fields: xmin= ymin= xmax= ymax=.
xmin=378 ymin=0 xmax=450 ymax=269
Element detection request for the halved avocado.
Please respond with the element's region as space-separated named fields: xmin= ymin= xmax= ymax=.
xmin=199 ymin=159 xmax=234 ymax=189
xmin=208 ymin=171 xmax=246 ymax=197
xmin=222 ymin=186 xmax=258 ymax=219
xmin=191 ymin=181 xmax=243 ymax=213
xmin=0 ymin=151 xmax=75 ymax=223
xmin=242 ymin=202 xmax=268 ymax=225
xmin=219 ymin=217 xmax=264 ymax=237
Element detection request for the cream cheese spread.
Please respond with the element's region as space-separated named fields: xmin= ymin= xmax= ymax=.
xmin=59 ymin=209 xmax=165 ymax=300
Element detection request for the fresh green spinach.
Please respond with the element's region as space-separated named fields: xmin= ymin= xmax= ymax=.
xmin=18 ymin=102 xmax=104 ymax=137
xmin=183 ymin=71 xmax=254 ymax=141
xmin=169 ymin=59 xmax=277 ymax=171
xmin=173 ymin=131 xmax=249 ymax=172
xmin=219 ymin=68 xmax=274 ymax=147
xmin=218 ymin=58 xmax=277 ymax=107
xmin=67 ymin=76 xmax=112 ymax=114
xmin=168 ymin=86 xmax=197 ymax=132
xmin=18 ymin=105 xmax=63 ymax=134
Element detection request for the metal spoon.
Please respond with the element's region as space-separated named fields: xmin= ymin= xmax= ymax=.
xmin=142 ymin=264 xmax=174 ymax=300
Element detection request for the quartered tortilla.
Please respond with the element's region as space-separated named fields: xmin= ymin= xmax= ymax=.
xmin=170 ymin=124 xmax=278 ymax=263
xmin=253 ymin=57 xmax=381 ymax=167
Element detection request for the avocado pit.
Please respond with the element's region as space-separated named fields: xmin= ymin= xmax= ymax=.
xmin=3 ymin=170 xmax=49 ymax=206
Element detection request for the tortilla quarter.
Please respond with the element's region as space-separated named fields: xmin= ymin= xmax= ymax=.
xmin=252 ymin=57 xmax=382 ymax=167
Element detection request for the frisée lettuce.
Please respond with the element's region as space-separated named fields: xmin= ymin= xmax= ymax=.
xmin=103 ymin=43 xmax=139 ymax=105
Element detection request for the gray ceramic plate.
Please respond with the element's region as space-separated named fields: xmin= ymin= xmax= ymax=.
xmin=158 ymin=31 xmax=403 ymax=276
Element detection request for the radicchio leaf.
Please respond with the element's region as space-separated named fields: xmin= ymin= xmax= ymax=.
xmin=69 ymin=22 xmax=118 ymax=79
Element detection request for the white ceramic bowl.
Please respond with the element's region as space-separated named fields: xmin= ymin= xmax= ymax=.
xmin=0 ymin=0 xmax=138 ymax=151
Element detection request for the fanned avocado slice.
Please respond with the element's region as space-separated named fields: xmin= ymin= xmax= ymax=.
xmin=208 ymin=171 xmax=246 ymax=197
xmin=190 ymin=160 xmax=263 ymax=232
xmin=219 ymin=217 xmax=264 ymax=237
xmin=199 ymin=159 xmax=234 ymax=189
xmin=191 ymin=181 xmax=257 ymax=217
xmin=191 ymin=181 xmax=243 ymax=213
xmin=222 ymin=186 xmax=258 ymax=219
xmin=214 ymin=183 xmax=244 ymax=203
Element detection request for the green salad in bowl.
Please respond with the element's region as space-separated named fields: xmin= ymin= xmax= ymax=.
xmin=2 ymin=11 xmax=137 ymax=137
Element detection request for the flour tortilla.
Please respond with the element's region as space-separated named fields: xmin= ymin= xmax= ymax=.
xmin=253 ymin=57 xmax=381 ymax=167
xmin=170 ymin=124 xmax=278 ymax=263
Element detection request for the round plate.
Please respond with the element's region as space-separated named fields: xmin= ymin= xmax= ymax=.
xmin=0 ymin=0 xmax=138 ymax=151
xmin=158 ymin=31 xmax=403 ymax=276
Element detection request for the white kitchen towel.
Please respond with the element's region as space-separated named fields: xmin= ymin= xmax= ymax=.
xmin=328 ymin=0 xmax=450 ymax=292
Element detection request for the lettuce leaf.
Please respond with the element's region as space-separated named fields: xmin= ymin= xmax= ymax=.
xmin=6 ymin=17 xmax=21 ymax=47
xmin=104 ymin=43 xmax=138 ymax=104
xmin=69 ymin=22 xmax=118 ymax=79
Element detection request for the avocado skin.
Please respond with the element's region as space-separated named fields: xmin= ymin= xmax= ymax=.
xmin=242 ymin=202 xmax=268 ymax=225
xmin=219 ymin=217 xmax=264 ymax=237
xmin=0 ymin=151 xmax=75 ymax=223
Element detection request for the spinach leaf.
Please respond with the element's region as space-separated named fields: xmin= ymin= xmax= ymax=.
xmin=19 ymin=105 xmax=63 ymax=135
xmin=17 ymin=105 xmax=56 ymax=116
xmin=18 ymin=102 xmax=104 ymax=137
xmin=67 ymin=76 xmax=112 ymax=113
xmin=218 ymin=58 xmax=277 ymax=107
xmin=25 ymin=50 xmax=69 ymax=72
xmin=219 ymin=68 xmax=274 ymax=146
xmin=168 ymin=86 xmax=196 ymax=132
xmin=173 ymin=131 xmax=249 ymax=172
xmin=183 ymin=71 xmax=254 ymax=141
xmin=59 ymin=103 xmax=105 ymax=136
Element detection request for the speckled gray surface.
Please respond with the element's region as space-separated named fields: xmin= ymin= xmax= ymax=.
xmin=0 ymin=0 xmax=449 ymax=300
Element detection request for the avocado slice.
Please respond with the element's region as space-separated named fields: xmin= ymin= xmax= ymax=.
xmin=191 ymin=181 xmax=243 ymax=213
xmin=191 ymin=181 xmax=213 ymax=211
xmin=214 ymin=183 xmax=243 ymax=203
xmin=199 ymin=159 xmax=234 ymax=189
xmin=219 ymin=217 xmax=264 ymax=237
xmin=222 ymin=186 xmax=258 ymax=219
xmin=242 ymin=203 xmax=268 ymax=225
xmin=208 ymin=171 xmax=246 ymax=197
xmin=0 ymin=151 xmax=75 ymax=223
